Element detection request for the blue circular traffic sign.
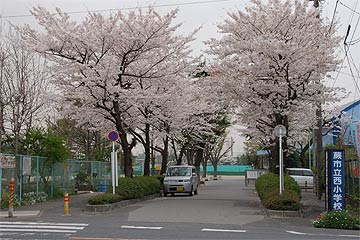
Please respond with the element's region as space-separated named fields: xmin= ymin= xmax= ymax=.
xmin=107 ymin=131 xmax=119 ymax=142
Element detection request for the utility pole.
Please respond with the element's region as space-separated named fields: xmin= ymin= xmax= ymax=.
xmin=312 ymin=0 xmax=323 ymax=200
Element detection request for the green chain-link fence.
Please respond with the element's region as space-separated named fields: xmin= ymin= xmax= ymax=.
xmin=1 ymin=154 xmax=118 ymax=205
xmin=345 ymin=159 xmax=359 ymax=207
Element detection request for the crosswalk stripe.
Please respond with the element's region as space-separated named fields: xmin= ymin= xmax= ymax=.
xmin=0 ymin=228 xmax=77 ymax=233
xmin=0 ymin=224 xmax=84 ymax=230
xmin=0 ymin=221 xmax=88 ymax=226
xmin=0 ymin=221 xmax=88 ymax=233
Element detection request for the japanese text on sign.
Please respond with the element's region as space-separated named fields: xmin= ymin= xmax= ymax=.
xmin=330 ymin=150 xmax=345 ymax=211
xmin=0 ymin=155 xmax=16 ymax=168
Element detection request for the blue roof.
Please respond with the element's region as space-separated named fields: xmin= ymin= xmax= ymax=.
xmin=256 ymin=150 xmax=269 ymax=156
xmin=341 ymin=99 xmax=360 ymax=112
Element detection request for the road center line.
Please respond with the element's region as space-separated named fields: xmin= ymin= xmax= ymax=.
xmin=201 ymin=228 xmax=246 ymax=233
xmin=120 ymin=225 xmax=162 ymax=230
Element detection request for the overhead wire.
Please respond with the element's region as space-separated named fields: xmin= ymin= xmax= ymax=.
xmin=329 ymin=0 xmax=360 ymax=96
xmin=0 ymin=0 xmax=233 ymax=19
xmin=339 ymin=1 xmax=360 ymax=16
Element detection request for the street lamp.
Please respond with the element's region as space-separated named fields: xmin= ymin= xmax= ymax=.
xmin=274 ymin=125 xmax=286 ymax=195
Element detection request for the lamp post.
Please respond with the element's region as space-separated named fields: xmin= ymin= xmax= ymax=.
xmin=274 ymin=125 xmax=286 ymax=195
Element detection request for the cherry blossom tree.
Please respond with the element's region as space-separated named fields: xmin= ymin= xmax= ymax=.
xmin=18 ymin=7 xmax=198 ymax=177
xmin=206 ymin=0 xmax=345 ymax=171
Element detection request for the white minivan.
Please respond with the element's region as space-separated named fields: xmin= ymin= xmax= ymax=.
xmin=286 ymin=168 xmax=314 ymax=189
xmin=163 ymin=165 xmax=199 ymax=196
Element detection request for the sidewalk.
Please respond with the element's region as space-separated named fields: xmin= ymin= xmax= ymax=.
xmin=0 ymin=192 xmax=101 ymax=218
xmin=301 ymin=189 xmax=326 ymax=219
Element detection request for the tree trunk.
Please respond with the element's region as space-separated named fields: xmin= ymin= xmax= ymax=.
xmin=177 ymin=146 xmax=185 ymax=165
xmin=269 ymin=142 xmax=278 ymax=173
xmin=143 ymin=123 xmax=151 ymax=176
xmin=160 ymin=136 xmax=169 ymax=175
xmin=213 ymin=162 xmax=218 ymax=178
xmin=118 ymin=130 xmax=132 ymax=178
xmin=195 ymin=144 xmax=204 ymax=184
xmin=201 ymin=159 xmax=207 ymax=178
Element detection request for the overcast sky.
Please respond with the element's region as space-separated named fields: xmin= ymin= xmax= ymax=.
xmin=1 ymin=0 xmax=359 ymax=155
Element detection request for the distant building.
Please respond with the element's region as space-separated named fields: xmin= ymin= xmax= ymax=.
xmin=323 ymin=99 xmax=360 ymax=148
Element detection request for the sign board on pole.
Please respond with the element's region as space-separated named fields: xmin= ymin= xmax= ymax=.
xmin=107 ymin=131 xmax=119 ymax=142
xmin=326 ymin=149 xmax=345 ymax=211
xmin=0 ymin=155 xmax=16 ymax=168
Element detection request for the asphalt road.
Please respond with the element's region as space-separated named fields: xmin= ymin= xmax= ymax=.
xmin=1 ymin=176 xmax=359 ymax=240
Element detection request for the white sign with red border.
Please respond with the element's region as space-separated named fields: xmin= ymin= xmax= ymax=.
xmin=0 ymin=155 xmax=16 ymax=168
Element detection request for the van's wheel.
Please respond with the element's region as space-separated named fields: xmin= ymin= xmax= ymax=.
xmin=163 ymin=192 xmax=168 ymax=197
xmin=194 ymin=189 xmax=198 ymax=195
xmin=171 ymin=193 xmax=175 ymax=196
xmin=189 ymin=186 xmax=193 ymax=196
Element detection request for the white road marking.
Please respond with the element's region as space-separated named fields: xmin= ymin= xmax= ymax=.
xmin=286 ymin=230 xmax=360 ymax=238
xmin=201 ymin=228 xmax=246 ymax=233
xmin=0 ymin=224 xmax=84 ymax=230
xmin=0 ymin=221 xmax=88 ymax=226
xmin=0 ymin=221 xmax=88 ymax=234
xmin=0 ymin=228 xmax=77 ymax=233
xmin=285 ymin=230 xmax=307 ymax=235
xmin=339 ymin=235 xmax=360 ymax=238
xmin=120 ymin=225 xmax=163 ymax=230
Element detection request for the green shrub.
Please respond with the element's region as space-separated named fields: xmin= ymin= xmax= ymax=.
xmin=313 ymin=210 xmax=359 ymax=229
xmin=156 ymin=175 xmax=165 ymax=186
xmin=21 ymin=192 xmax=48 ymax=206
xmin=89 ymin=176 xmax=162 ymax=205
xmin=88 ymin=193 xmax=122 ymax=205
xmin=113 ymin=176 xmax=162 ymax=200
xmin=255 ymin=173 xmax=279 ymax=201
xmin=255 ymin=173 xmax=302 ymax=211
xmin=255 ymin=173 xmax=301 ymax=201
xmin=284 ymin=175 xmax=301 ymax=198
xmin=263 ymin=189 xmax=301 ymax=210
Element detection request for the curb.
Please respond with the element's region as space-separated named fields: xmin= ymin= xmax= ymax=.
xmin=265 ymin=209 xmax=303 ymax=218
xmin=85 ymin=193 xmax=160 ymax=212
xmin=0 ymin=210 xmax=41 ymax=218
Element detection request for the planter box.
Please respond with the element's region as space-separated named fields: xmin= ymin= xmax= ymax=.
xmin=85 ymin=193 xmax=160 ymax=212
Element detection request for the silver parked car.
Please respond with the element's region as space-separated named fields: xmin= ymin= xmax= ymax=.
xmin=163 ymin=165 xmax=198 ymax=196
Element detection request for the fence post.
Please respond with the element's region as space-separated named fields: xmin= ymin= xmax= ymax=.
xmin=51 ymin=164 xmax=54 ymax=197
xmin=19 ymin=155 xmax=23 ymax=201
xmin=36 ymin=156 xmax=39 ymax=195
xmin=0 ymin=167 xmax=2 ymax=206
xmin=8 ymin=178 xmax=14 ymax=218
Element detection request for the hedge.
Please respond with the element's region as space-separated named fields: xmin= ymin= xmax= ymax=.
xmin=88 ymin=193 xmax=123 ymax=205
xmin=263 ymin=189 xmax=301 ymax=211
xmin=88 ymin=176 xmax=162 ymax=205
xmin=255 ymin=173 xmax=302 ymax=210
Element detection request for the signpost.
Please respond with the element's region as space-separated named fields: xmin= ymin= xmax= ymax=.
xmin=274 ymin=125 xmax=286 ymax=195
xmin=325 ymin=149 xmax=345 ymax=211
xmin=107 ymin=131 xmax=119 ymax=194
